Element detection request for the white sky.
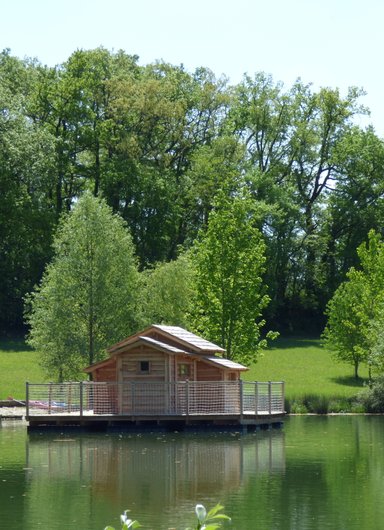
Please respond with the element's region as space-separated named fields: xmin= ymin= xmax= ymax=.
xmin=1 ymin=0 xmax=383 ymax=135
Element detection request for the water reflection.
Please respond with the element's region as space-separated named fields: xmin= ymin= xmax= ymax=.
xmin=5 ymin=417 xmax=384 ymax=529
xmin=25 ymin=429 xmax=285 ymax=528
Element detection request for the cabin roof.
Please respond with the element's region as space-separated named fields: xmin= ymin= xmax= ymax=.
xmin=151 ymin=325 xmax=225 ymax=353
xmin=85 ymin=326 xmax=249 ymax=374
xmin=202 ymin=356 xmax=248 ymax=371
xmin=108 ymin=324 xmax=225 ymax=354
xmin=138 ymin=336 xmax=185 ymax=354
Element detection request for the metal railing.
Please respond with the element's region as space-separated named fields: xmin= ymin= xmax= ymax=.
xmin=26 ymin=380 xmax=285 ymax=418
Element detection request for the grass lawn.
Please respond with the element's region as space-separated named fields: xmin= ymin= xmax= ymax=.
xmin=0 ymin=335 xmax=369 ymax=403
xmin=243 ymin=336 xmax=369 ymax=400
xmin=0 ymin=338 xmax=47 ymax=400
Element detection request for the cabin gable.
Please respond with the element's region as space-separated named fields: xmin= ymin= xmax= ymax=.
xmin=119 ymin=345 xmax=167 ymax=383
xmin=85 ymin=325 xmax=247 ymax=384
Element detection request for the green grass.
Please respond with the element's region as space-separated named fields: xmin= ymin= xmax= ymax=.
xmin=243 ymin=336 xmax=369 ymax=400
xmin=0 ymin=335 xmax=370 ymax=404
xmin=0 ymin=338 xmax=47 ymax=400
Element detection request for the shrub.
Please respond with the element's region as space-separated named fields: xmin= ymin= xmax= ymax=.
xmin=357 ymin=375 xmax=384 ymax=412
xmin=302 ymin=394 xmax=329 ymax=414
xmin=328 ymin=398 xmax=351 ymax=413
xmin=289 ymin=400 xmax=308 ymax=414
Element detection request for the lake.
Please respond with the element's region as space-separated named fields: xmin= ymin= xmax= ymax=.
xmin=1 ymin=416 xmax=384 ymax=529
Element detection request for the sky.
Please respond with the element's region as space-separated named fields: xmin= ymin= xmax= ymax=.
xmin=1 ymin=0 xmax=383 ymax=135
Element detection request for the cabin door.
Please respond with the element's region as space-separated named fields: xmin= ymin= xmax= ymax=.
xmin=176 ymin=361 xmax=193 ymax=414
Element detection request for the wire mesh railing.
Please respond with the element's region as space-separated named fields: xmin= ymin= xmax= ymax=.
xmin=26 ymin=380 xmax=285 ymax=417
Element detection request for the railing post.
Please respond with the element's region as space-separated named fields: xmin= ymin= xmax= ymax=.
xmin=26 ymin=382 xmax=29 ymax=418
xmin=282 ymin=381 xmax=285 ymax=413
xmin=131 ymin=382 xmax=135 ymax=415
xmin=268 ymin=381 xmax=272 ymax=414
xmin=79 ymin=381 xmax=83 ymax=417
xmin=186 ymin=380 xmax=189 ymax=419
xmin=239 ymin=380 xmax=244 ymax=420
xmin=48 ymin=382 xmax=52 ymax=415
xmin=255 ymin=382 xmax=259 ymax=415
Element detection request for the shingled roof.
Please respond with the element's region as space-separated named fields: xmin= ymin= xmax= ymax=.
xmin=152 ymin=325 xmax=225 ymax=353
xmin=108 ymin=324 xmax=225 ymax=354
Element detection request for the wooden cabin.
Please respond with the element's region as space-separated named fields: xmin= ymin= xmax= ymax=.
xmin=85 ymin=324 xmax=248 ymax=383
xmin=26 ymin=326 xmax=285 ymax=430
xmin=83 ymin=325 xmax=248 ymax=415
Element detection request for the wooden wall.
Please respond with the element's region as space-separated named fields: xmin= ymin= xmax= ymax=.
xmin=196 ymin=360 xmax=223 ymax=381
xmin=119 ymin=346 xmax=167 ymax=383
xmin=93 ymin=359 xmax=116 ymax=382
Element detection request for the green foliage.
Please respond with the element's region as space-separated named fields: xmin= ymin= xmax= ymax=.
xmin=2 ymin=46 xmax=384 ymax=337
xmin=322 ymin=274 xmax=370 ymax=378
xmin=192 ymin=192 xmax=273 ymax=363
xmin=105 ymin=504 xmax=230 ymax=530
xmin=105 ymin=509 xmax=141 ymax=529
xmin=0 ymin=55 xmax=56 ymax=333
xmin=357 ymin=376 xmax=384 ymax=413
xmin=25 ymin=193 xmax=140 ymax=381
xmin=323 ymin=230 xmax=384 ymax=378
xmin=140 ymin=253 xmax=195 ymax=328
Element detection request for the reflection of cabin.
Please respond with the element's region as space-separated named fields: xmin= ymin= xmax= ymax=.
xmin=26 ymin=431 xmax=286 ymax=519
xmin=84 ymin=325 xmax=248 ymax=415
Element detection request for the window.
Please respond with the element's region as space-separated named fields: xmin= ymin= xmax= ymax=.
xmin=139 ymin=361 xmax=150 ymax=374
xmin=178 ymin=363 xmax=191 ymax=377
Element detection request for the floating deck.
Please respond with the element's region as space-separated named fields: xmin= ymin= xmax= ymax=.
xmin=26 ymin=381 xmax=286 ymax=432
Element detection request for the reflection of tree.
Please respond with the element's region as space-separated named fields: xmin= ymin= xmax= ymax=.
xmin=0 ymin=427 xmax=27 ymax=529
xmin=13 ymin=417 xmax=384 ymax=528
xmin=236 ymin=416 xmax=384 ymax=530
xmin=25 ymin=430 xmax=285 ymax=527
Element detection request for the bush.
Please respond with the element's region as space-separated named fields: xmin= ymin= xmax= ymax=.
xmin=289 ymin=400 xmax=308 ymax=414
xmin=302 ymin=394 xmax=329 ymax=414
xmin=357 ymin=375 xmax=384 ymax=412
xmin=328 ymin=398 xmax=352 ymax=413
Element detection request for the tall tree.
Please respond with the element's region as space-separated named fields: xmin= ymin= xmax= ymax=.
xmin=323 ymin=231 xmax=384 ymax=378
xmin=140 ymin=253 xmax=195 ymax=328
xmin=105 ymin=62 xmax=228 ymax=265
xmin=192 ymin=192 xmax=274 ymax=363
xmin=0 ymin=52 xmax=56 ymax=334
xmin=25 ymin=193 xmax=139 ymax=381
xmin=226 ymin=74 xmax=367 ymax=330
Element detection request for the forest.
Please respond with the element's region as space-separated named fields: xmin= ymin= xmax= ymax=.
xmin=2 ymin=46 xmax=384 ymax=338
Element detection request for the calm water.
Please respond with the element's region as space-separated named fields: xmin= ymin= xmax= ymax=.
xmin=1 ymin=416 xmax=384 ymax=529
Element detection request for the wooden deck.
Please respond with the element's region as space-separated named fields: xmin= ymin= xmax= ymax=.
xmin=26 ymin=381 xmax=285 ymax=431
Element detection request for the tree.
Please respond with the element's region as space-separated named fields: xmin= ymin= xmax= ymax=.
xmin=322 ymin=274 xmax=370 ymax=379
xmin=0 ymin=54 xmax=56 ymax=334
xmin=191 ymin=192 xmax=273 ymax=364
xmin=323 ymin=126 xmax=384 ymax=295
xmin=26 ymin=192 xmax=140 ymax=381
xmin=226 ymin=74 xmax=368 ymax=331
xmin=140 ymin=253 xmax=195 ymax=328
xmin=323 ymin=230 xmax=384 ymax=378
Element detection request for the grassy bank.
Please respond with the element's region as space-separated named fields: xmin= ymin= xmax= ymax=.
xmin=0 ymin=336 xmax=369 ymax=407
xmin=0 ymin=338 xmax=47 ymax=399
xmin=243 ymin=336 xmax=369 ymax=413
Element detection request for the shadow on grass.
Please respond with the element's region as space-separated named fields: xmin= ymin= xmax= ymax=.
xmin=268 ymin=337 xmax=321 ymax=350
xmin=0 ymin=338 xmax=32 ymax=352
xmin=330 ymin=375 xmax=368 ymax=388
